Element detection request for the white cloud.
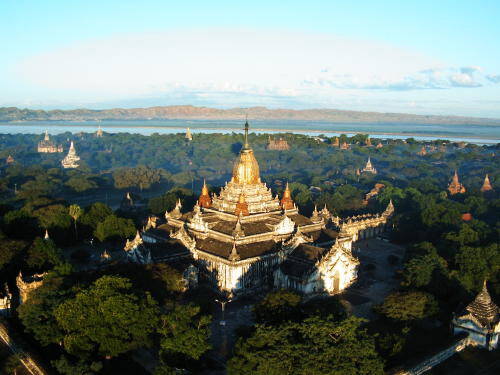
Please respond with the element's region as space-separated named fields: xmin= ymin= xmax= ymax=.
xmin=7 ymin=29 xmax=500 ymax=116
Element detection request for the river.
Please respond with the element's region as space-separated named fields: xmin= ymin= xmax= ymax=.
xmin=1 ymin=119 xmax=499 ymax=144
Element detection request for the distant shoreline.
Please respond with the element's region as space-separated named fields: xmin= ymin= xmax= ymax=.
xmin=1 ymin=122 xmax=499 ymax=144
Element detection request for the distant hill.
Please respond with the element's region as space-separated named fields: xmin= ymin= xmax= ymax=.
xmin=1 ymin=105 xmax=500 ymax=125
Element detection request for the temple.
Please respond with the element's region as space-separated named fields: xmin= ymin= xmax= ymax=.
xmin=38 ymin=130 xmax=63 ymax=153
xmin=267 ymin=136 xmax=290 ymax=150
xmin=448 ymin=170 xmax=466 ymax=195
xmin=418 ymin=146 xmax=427 ymax=156
xmin=141 ymin=121 xmax=394 ymax=298
xmin=61 ymin=141 xmax=81 ymax=169
xmin=453 ymin=281 xmax=499 ymax=350
xmin=96 ymin=125 xmax=103 ymax=137
xmin=480 ymin=174 xmax=494 ymax=193
xmin=362 ymin=157 xmax=377 ymax=174
xmin=186 ymin=128 xmax=193 ymax=141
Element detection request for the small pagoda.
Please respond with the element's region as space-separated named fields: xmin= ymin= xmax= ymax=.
xmin=418 ymin=146 xmax=427 ymax=156
xmin=448 ymin=170 xmax=466 ymax=195
xmin=361 ymin=157 xmax=377 ymax=174
xmin=96 ymin=125 xmax=103 ymax=137
xmin=38 ymin=130 xmax=63 ymax=153
xmin=267 ymin=136 xmax=290 ymax=150
xmin=453 ymin=281 xmax=499 ymax=350
xmin=198 ymin=180 xmax=212 ymax=208
xmin=480 ymin=174 xmax=494 ymax=193
xmin=61 ymin=141 xmax=80 ymax=169
xmin=186 ymin=128 xmax=193 ymax=141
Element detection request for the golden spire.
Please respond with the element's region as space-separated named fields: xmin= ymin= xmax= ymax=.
xmin=202 ymin=179 xmax=209 ymax=195
xmin=481 ymin=174 xmax=493 ymax=192
xmin=280 ymin=182 xmax=294 ymax=210
xmin=198 ymin=179 xmax=212 ymax=208
xmin=231 ymin=119 xmax=261 ymax=185
xmin=244 ymin=115 xmax=249 ymax=149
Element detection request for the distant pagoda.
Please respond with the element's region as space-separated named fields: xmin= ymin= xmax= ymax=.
xmin=332 ymin=137 xmax=340 ymax=147
xmin=186 ymin=128 xmax=193 ymax=141
xmin=361 ymin=157 xmax=377 ymax=174
xmin=418 ymin=146 xmax=427 ymax=156
xmin=96 ymin=125 xmax=103 ymax=137
xmin=38 ymin=130 xmax=63 ymax=153
xmin=448 ymin=170 xmax=466 ymax=195
xmin=61 ymin=141 xmax=80 ymax=169
xmin=5 ymin=155 xmax=15 ymax=164
xmin=267 ymin=136 xmax=290 ymax=150
xmin=340 ymin=141 xmax=349 ymax=150
xmin=480 ymin=174 xmax=494 ymax=193
xmin=365 ymin=137 xmax=372 ymax=147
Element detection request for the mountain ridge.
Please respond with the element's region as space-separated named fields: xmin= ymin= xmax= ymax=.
xmin=1 ymin=105 xmax=500 ymax=125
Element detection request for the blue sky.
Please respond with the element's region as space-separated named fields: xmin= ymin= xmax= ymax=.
xmin=1 ymin=0 xmax=500 ymax=117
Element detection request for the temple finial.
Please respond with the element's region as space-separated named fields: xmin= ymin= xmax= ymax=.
xmin=244 ymin=116 xmax=249 ymax=148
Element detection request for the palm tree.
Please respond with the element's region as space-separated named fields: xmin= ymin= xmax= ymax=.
xmin=69 ymin=204 xmax=82 ymax=240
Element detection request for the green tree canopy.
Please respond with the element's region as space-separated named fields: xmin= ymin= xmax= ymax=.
xmin=94 ymin=215 xmax=136 ymax=242
xmin=228 ymin=316 xmax=384 ymax=375
xmin=377 ymin=291 xmax=439 ymax=322
xmin=158 ymin=303 xmax=211 ymax=362
xmin=253 ymin=290 xmax=302 ymax=325
xmin=54 ymin=276 xmax=159 ymax=358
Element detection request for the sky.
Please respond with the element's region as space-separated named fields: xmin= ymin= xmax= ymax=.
xmin=1 ymin=0 xmax=500 ymax=117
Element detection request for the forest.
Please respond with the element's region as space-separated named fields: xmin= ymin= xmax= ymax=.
xmin=0 ymin=130 xmax=498 ymax=374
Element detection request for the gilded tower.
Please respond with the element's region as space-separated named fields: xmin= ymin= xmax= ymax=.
xmin=448 ymin=170 xmax=466 ymax=195
xmin=480 ymin=174 xmax=493 ymax=192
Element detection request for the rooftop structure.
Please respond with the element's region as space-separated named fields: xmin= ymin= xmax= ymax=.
xmin=142 ymin=120 xmax=394 ymax=298
xmin=267 ymin=136 xmax=290 ymax=150
xmin=480 ymin=174 xmax=494 ymax=192
xmin=96 ymin=125 xmax=103 ymax=137
xmin=186 ymin=128 xmax=193 ymax=141
xmin=448 ymin=170 xmax=466 ymax=195
xmin=61 ymin=141 xmax=80 ymax=168
xmin=38 ymin=130 xmax=63 ymax=153
xmin=453 ymin=281 xmax=499 ymax=350
xmin=362 ymin=157 xmax=377 ymax=174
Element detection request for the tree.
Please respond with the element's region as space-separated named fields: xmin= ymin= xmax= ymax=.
xmin=113 ymin=165 xmax=161 ymax=191
xmin=65 ymin=175 xmax=98 ymax=193
xmin=18 ymin=274 xmax=70 ymax=346
xmin=158 ymin=304 xmax=211 ymax=362
xmin=377 ymin=291 xmax=438 ymax=322
xmin=228 ymin=316 xmax=384 ymax=375
xmin=403 ymin=248 xmax=448 ymax=288
xmin=26 ymin=237 xmax=63 ymax=270
xmin=68 ymin=204 xmax=82 ymax=239
xmin=253 ymin=290 xmax=302 ymax=325
xmin=2 ymin=354 xmax=23 ymax=375
xmin=54 ymin=276 xmax=159 ymax=358
xmin=52 ymin=355 xmax=103 ymax=375
xmin=80 ymin=202 xmax=112 ymax=230
xmin=94 ymin=215 xmax=136 ymax=242
xmin=0 ymin=236 xmax=26 ymax=275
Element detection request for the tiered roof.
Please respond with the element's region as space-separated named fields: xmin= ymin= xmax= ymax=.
xmin=464 ymin=281 xmax=499 ymax=327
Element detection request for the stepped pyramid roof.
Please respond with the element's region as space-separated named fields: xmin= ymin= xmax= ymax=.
xmin=465 ymin=281 xmax=499 ymax=327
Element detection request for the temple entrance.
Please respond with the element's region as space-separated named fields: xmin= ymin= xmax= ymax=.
xmin=333 ymin=271 xmax=340 ymax=292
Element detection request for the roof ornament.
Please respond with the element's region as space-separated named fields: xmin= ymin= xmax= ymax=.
xmin=229 ymin=241 xmax=240 ymax=262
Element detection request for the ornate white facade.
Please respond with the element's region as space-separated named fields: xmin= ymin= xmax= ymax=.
xmin=61 ymin=141 xmax=80 ymax=169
